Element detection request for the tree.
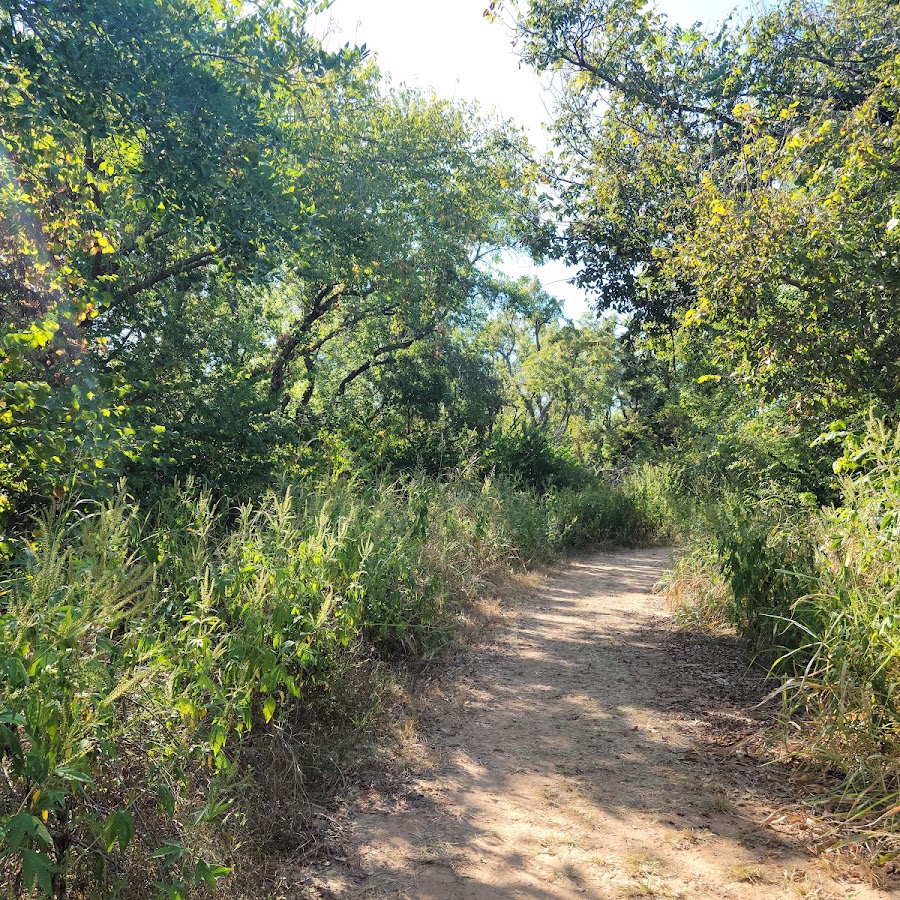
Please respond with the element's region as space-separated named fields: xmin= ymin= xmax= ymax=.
xmin=0 ymin=0 xmax=350 ymax=509
xmin=484 ymin=277 xmax=618 ymax=465
xmin=263 ymin=76 xmax=537 ymax=414
xmin=668 ymin=0 xmax=900 ymax=414
xmin=0 ymin=0 xmax=543 ymax=511
xmin=510 ymin=0 xmax=900 ymax=426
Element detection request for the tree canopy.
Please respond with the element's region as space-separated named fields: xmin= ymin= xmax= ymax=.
xmin=511 ymin=0 xmax=900 ymax=424
xmin=0 ymin=0 xmax=544 ymax=513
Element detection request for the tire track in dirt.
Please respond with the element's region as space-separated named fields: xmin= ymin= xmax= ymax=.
xmin=311 ymin=548 xmax=891 ymax=899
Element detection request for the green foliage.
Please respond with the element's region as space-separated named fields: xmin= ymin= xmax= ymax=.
xmin=0 ymin=0 xmax=345 ymax=511
xmin=542 ymin=481 xmax=647 ymax=549
xmin=662 ymin=538 xmax=730 ymax=630
xmin=480 ymin=277 xmax=620 ymax=469
xmin=514 ymin=0 xmax=900 ymax=421
xmin=662 ymin=419 xmax=900 ymax=837
xmin=483 ymin=424 xmax=584 ymax=489
xmin=621 ymin=463 xmax=683 ymax=541
xmin=714 ymin=495 xmax=818 ymax=653
xmin=0 ymin=495 xmax=160 ymax=897
xmin=775 ymin=419 xmax=900 ymax=825
xmin=0 ymin=469 xmax=661 ymax=895
xmin=1 ymin=0 xmax=542 ymax=518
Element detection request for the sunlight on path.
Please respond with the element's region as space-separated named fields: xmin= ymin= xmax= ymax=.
xmin=316 ymin=549 xmax=887 ymax=900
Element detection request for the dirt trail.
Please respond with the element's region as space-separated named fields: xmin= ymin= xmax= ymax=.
xmin=313 ymin=549 xmax=891 ymax=899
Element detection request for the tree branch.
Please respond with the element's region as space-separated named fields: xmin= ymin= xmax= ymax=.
xmin=270 ymin=283 xmax=345 ymax=395
xmin=559 ymin=48 xmax=741 ymax=130
xmin=111 ymin=248 xmax=220 ymax=306
xmin=336 ymin=330 xmax=432 ymax=397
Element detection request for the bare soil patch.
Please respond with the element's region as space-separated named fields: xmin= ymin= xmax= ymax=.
xmin=288 ymin=549 xmax=894 ymax=898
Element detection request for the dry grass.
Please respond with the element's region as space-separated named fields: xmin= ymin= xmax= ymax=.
xmin=701 ymin=791 xmax=734 ymax=814
xmin=725 ymin=864 xmax=767 ymax=884
xmin=623 ymin=854 xmax=665 ymax=877
xmin=621 ymin=875 xmax=685 ymax=899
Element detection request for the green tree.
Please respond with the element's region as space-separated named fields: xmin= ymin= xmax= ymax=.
xmin=483 ymin=277 xmax=619 ymax=469
xmin=0 ymin=0 xmax=348 ymax=511
xmin=264 ymin=78 xmax=537 ymax=414
xmin=1 ymin=0 xmax=541 ymax=507
xmin=510 ymin=0 xmax=900 ymax=432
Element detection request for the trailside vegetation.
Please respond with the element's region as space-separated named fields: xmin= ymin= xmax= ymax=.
xmin=7 ymin=0 xmax=900 ymax=889
xmin=0 ymin=473 xmax=663 ymax=898
xmin=506 ymin=0 xmax=900 ymax=858
xmin=0 ymin=1 xmax=668 ymax=896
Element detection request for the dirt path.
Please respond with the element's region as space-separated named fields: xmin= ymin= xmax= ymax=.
xmin=312 ymin=549 xmax=891 ymax=899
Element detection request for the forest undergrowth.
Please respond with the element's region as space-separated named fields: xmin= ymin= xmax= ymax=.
xmin=662 ymin=417 xmax=900 ymax=868
xmin=4 ymin=0 xmax=900 ymax=892
xmin=0 ymin=467 xmax=671 ymax=899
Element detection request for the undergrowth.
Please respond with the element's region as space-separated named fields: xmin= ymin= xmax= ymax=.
xmin=0 ymin=470 xmax=664 ymax=898
xmin=663 ymin=417 xmax=900 ymax=857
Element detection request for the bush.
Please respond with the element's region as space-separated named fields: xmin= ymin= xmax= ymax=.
xmin=666 ymin=418 xmax=900 ymax=837
xmin=543 ymin=482 xmax=642 ymax=549
xmin=622 ymin=463 xmax=684 ymax=541
xmin=715 ymin=493 xmax=818 ymax=654
xmin=777 ymin=419 xmax=900 ymax=826
xmin=0 ymin=468 xmax=661 ymax=897
xmin=482 ymin=424 xmax=586 ymax=490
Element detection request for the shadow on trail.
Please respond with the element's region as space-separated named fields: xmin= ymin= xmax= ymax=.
xmin=332 ymin=549 xmax=846 ymax=899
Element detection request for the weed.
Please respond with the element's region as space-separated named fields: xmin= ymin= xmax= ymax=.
xmin=0 ymin=469 xmax=658 ymax=896
xmin=726 ymin=864 xmax=766 ymax=884
xmin=701 ymin=792 xmax=733 ymax=815
xmin=623 ymin=853 xmax=664 ymax=876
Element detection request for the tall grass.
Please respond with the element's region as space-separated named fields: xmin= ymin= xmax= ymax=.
xmin=664 ymin=418 xmax=900 ymax=846
xmin=778 ymin=421 xmax=900 ymax=835
xmin=0 ymin=470 xmax=665 ymax=898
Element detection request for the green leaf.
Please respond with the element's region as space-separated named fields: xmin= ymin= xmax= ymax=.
xmin=21 ymin=848 xmax=55 ymax=896
xmin=2 ymin=812 xmax=35 ymax=850
xmin=103 ymin=809 xmax=135 ymax=853
xmin=194 ymin=858 xmax=232 ymax=889
xmin=150 ymin=840 xmax=185 ymax=867
xmin=0 ymin=724 xmax=23 ymax=764
xmin=3 ymin=658 xmax=29 ymax=686
xmin=156 ymin=783 xmax=177 ymax=817
xmin=262 ymin=695 xmax=276 ymax=723
xmin=54 ymin=762 xmax=95 ymax=786
xmin=30 ymin=789 xmax=65 ymax=815
xmin=153 ymin=879 xmax=188 ymax=900
xmin=32 ymin=819 xmax=53 ymax=848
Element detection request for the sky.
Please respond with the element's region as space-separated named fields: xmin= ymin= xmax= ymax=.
xmin=310 ymin=0 xmax=744 ymax=319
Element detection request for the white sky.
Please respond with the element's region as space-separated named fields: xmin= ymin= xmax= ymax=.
xmin=310 ymin=0 xmax=744 ymax=318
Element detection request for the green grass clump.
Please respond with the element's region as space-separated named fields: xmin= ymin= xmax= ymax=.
xmin=664 ymin=418 xmax=900 ymax=843
xmin=777 ymin=421 xmax=900 ymax=831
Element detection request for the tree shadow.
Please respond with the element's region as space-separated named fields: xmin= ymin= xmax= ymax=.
xmin=300 ymin=549 xmax=883 ymax=899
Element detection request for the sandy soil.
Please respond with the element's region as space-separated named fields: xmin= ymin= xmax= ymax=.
xmin=305 ymin=548 xmax=893 ymax=899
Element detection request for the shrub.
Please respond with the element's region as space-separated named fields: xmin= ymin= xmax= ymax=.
xmin=0 ymin=497 xmax=161 ymax=898
xmin=482 ymin=424 xmax=586 ymax=490
xmin=667 ymin=418 xmax=900 ymax=837
xmin=776 ymin=419 xmax=900 ymax=827
xmin=622 ymin=462 xmax=684 ymax=541
xmin=0 ymin=468 xmax=660 ymax=896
